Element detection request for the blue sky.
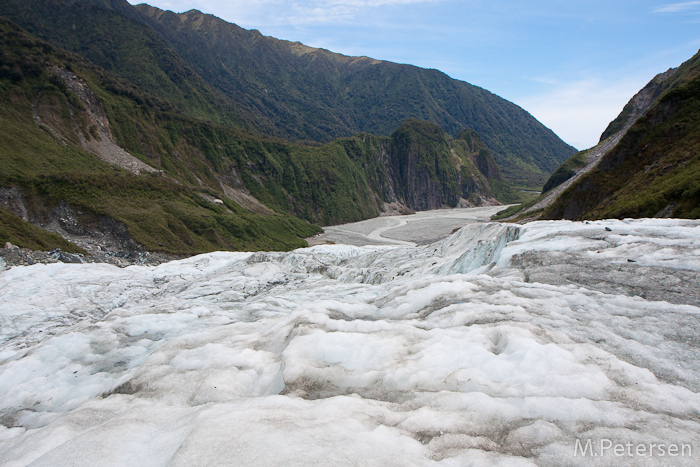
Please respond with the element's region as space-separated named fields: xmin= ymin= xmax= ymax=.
xmin=128 ymin=0 xmax=700 ymax=150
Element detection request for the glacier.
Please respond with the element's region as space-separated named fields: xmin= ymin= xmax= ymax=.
xmin=0 ymin=219 xmax=699 ymax=466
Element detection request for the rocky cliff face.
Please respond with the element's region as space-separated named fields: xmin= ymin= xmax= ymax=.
xmin=387 ymin=120 xmax=460 ymax=211
xmin=378 ymin=120 xmax=506 ymax=212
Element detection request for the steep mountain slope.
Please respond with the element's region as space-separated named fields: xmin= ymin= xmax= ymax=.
xmin=498 ymin=50 xmax=700 ymax=222
xmin=0 ymin=17 xmax=509 ymax=254
xmin=0 ymin=0 xmax=271 ymax=132
xmin=0 ymin=0 xmax=575 ymax=189
xmin=0 ymin=18 xmax=319 ymax=254
xmin=362 ymin=119 xmax=514 ymax=212
xmin=137 ymin=5 xmax=575 ymax=188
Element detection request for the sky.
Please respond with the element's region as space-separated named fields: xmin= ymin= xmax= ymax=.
xmin=127 ymin=1 xmax=700 ymax=150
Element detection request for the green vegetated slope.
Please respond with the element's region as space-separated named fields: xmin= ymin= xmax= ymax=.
xmin=0 ymin=18 xmax=318 ymax=253
xmin=0 ymin=0 xmax=270 ymax=132
xmin=540 ymin=150 xmax=589 ymax=195
xmin=138 ymin=4 xmax=575 ymax=188
xmin=497 ymin=71 xmax=680 ymax=223
xmin=542 ymin=49 xmax=700 ymax=220
xmin=0 ymin=17 xmax=513 ymax=253
xmin=0 ymin=0 xmax=575 ymax=189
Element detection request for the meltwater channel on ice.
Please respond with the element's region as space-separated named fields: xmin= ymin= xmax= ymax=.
xmin=1 ymin=219 xmax=699 ymax=466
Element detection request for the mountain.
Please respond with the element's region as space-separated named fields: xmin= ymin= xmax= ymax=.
xmin=498 ymin=49 xmax=700 ymax=222
xmin=0 ymin=0 xmax=575 ymax=189
xmin=0 ymin=17 xmax=512 ymax=254
xmin=0 ymin=0 xmax=265 ymax=131
xmin=0 ymin=17 xmax=318 ymax=255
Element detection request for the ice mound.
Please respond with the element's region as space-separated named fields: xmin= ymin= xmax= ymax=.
xmin=1 ymin=219 xmax=699 ymax=466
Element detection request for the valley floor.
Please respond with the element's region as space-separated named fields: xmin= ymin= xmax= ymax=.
xmin=1 ymin=218 xmax=699 ymax=466
xmin=307 ymin=205 xmax=511 ymax=247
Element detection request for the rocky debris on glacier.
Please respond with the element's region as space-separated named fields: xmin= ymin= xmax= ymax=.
xmin=0 ymin=244 xmax=176 ymax=269
xmin=0 ymin=219 xmax=699 ymax=466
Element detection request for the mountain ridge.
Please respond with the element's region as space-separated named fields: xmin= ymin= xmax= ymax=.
xmin=497 ymin=49 xmax=700 ymax=222
xmin=0 ymin=16 xmax=513 ymax=254
xmin=0 ymin=0 xmax=575 ymax=189
xmin=136 ymin=3 xmax=575 ymax=188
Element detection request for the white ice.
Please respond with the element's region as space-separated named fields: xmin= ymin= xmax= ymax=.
xmin=1 ymin=219 xmax=699 ymax=466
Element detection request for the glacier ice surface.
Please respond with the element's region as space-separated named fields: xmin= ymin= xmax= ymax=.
xmin=0 ymin=219 xmax=699 ymax=466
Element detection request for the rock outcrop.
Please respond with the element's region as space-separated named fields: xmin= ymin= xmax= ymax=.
xmin=373 ymin=120 xmax=505 ymax=213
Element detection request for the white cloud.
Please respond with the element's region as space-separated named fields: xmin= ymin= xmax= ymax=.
xmin=653 ymin=1 xmax=700 ymax=13
xmin=515 ymin=77 xmax=649 ymax=150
